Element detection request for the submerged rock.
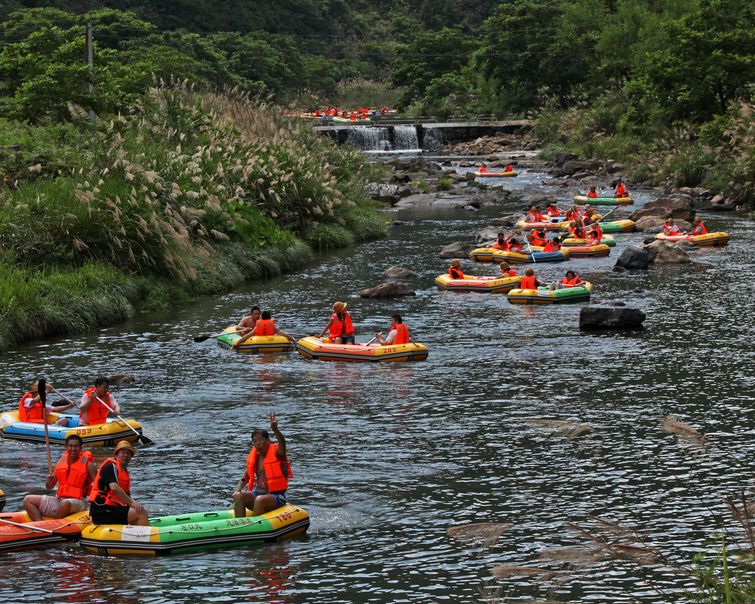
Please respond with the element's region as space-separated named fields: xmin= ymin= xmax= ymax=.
xmin=358 ymin=282 xmax=416 ymax=298
xmin=580 ymin=306 xmax=646 ymax=330
xmin=384 ymin=266 xmax=417 ymax=280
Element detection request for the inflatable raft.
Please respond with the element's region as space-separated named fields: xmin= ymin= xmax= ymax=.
xmin=655 ymin=232 xmax=730 ymax=247
xmin=0 ymin=509 xmax=90 ymax=552
xmin=562 ymin=235 xmax=615 ymax=247
xmin=575 ymin=195 xmax=633 ymax=205
xmin=0 ymin=411 xmax=142 ymax=447
xmin=216 ymin=326 xmax=294 ymax=354
xmin=508 ymin=282 xmax=593 ymax=305
xmin=491 ymin=249 xmax=571 ymax=265
xmin=515 ymin=219 xmax=572 ymax=231
xmin=596 ymin=219 xmax=636 ymax=233
xmin=561 ymin=244 xmax=610 ymax=258
xmin=296 ymin=336 xmax=428 ymax=363
xmin=435 ymin=273 xmax=522 ymax=293
xmin=80 ymin=504 xmax=309 ymax=556
xmin=0 ymin=489 xmax=4 ymax=512
xmin=473 ymin=170 xmax=517 ymax=177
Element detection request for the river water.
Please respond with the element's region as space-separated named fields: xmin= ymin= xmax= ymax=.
xmin=0 ymin=165 xmax=753 ymax=603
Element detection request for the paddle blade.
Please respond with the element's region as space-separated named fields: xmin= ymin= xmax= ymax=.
xmin=139 ymin=434 xmax=155 ymax=446
xmin=38 ymin=378 xmax=46 ymax=404
xmin=193 ymin=334 xmax=213 ymax=342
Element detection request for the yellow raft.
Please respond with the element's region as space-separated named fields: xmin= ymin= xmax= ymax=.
xmin=435 ymin=273 xmax=522 ymax=293
xmin=0 ymin=410 xmax=142 ymax=447
xmin=655 ymin=232 xmax=730 ymax=247
xmin=474 ymin=170 xmax=518 ymax=177
xmin=508 ymin=282 xmax=593 ymax=305
xmin=216 ymin=326 xmax=294 ymax=354
xmin=296 ymin=336 xmax=428 ymax=363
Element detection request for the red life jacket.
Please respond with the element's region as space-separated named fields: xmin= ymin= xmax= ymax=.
xmin=615 ymin=184 xmax=627 ymax=196
xmin=546 ymin=208 xmax=561 ymax=216
xmin=587 ymin=191 xmax=598 ymax=199
xmin=587 ymin=231 xmax=602 ymax=245
xmin=329 ymin=311 xmax=354 ymax=339
xmin=526 ymin=212 xmax=544 ymax=223
xmin=663 ymin=224 xmax=680 ymax=235
xmin=543 ymin=241 xmax=558 ymax=252
xmin=255 ymin=319 xmax=275 ymax=336
xmin=393 ymin=323 xmax=410 ymax=345
xmin=691 ymin=223 xmax=707 ymax=235
xmin=88 ymin=458 xmax=130 ymax=507
xmin=491 ymin=241 xmax=506 ymax=250
xmin=479 ymin=166 xmax=488 ymax=173
xmin=80 ymin=387 xmax=112 ymax=426
xmin=520 ymin=275 xmax=537 ymax=289
xmin=246 ymin=443 xmax=292 ymax=492
xmin=508 ymin=243 xmax=523 ymax=253
xmin=18 ymin=392 xmax=44 ymax=423
xmin=504 ymin=165 xmax=513 ymax=172
xmin=56 ymin=450 xmax=93 ymax=499
xmin=448 ymin=267 xmax=464 ymax=279
xmin=530 ymin=232 xmax=546 ymax=247
xmin=501 ymin=269 xmax=517 ymax=276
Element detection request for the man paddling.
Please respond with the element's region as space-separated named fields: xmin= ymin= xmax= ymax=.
xmin=237 ymin=306 xmax=261 ymax=337
xmin=375 ymin=315 xmax=411 ymax=346
xmin=89 ymin=440 xmax=148 ymax=526
xmin=232 ymin=413 xmax=292 ymax=518
xmin=232 ymin=310 xmax=295 ymax=350
xmin=79 ymin=377 xmax=120 ymax=426
xmin=23 ymin=434 xmax=97 ymax=521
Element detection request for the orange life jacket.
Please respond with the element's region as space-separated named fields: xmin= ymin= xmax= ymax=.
xmin=329 ymin=312 xmax=354 ymax=339
xmin=80 ymin=387 xmax=112 ymax=426
xmin=530 ymin=232 xmax=546 ymax=247
xmin=520 ymin=275 xmax=537 ymax=289
xmin=566 ymin=210 xmax=581 ymax=221
xmin=561 ymin=275 xmax=582 ymax=286
xmin=393 ymin=323 xmax=410 ymax=345
xmin=88 ymin=458 xmax=130 ymax=507
xmin=615 ymin=184 xmax=627 ymax=196
xmin=691 ymin=223 xmax=707 ymax=235
xmin=662 ymin=224 xmax=680 ymax=235
xmin=491 ymin=241 xmax=506 ymax=250
xmin=479 ymin=166 xmax=488 ymax=173
xmin=501 ymin=269 xmax=517 ymax=276
xmin=56 ymin=450 xmax=93 ymax=499
xmin=587 ymin=191 xmax=598 ymax=199
xmin=255 ymin=319 xmax=275 ymax=336
xmin=587 ymin=232 xmax=602 ymax=245
xmin=18 ymin=392 xmax=44 ymax=423
xmin=546 ymin=208 xmax=561 ymax=216
xmin=246 ymin=443 xmax=292 ymax=492
xmin=508 ymin=243 xmax=523 ymax=253
xmin=504 ymin=165 xmax=513 ymax=172
xmin=526 ymin=212 xmax=544 ymax=223
xmin=448 ymin=267 xmax=464 ymax=279
xmin=543 ymin=241 xmax=558 ymax=252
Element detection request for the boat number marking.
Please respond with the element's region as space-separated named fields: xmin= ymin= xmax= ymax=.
xmin=76 ymin=428 xmax=93 ymax=435
xmin=225 ymin=518 xmax=255 ymax=527
xmin=277 ymin=511 xmax=292 ymax=522
xmin=180 ymin=523 xmax=203 ymax=531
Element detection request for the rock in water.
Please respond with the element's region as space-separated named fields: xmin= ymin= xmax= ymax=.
xmin=580 ymin=306 xmax=646 ymax=330
xmin=384 ymin=266 xmax=417 ymax=280
xmin=359 ymin=283 xmax=416 ymax=298
xmin=440 ymin=241 xmax=469 ymax=258
xmin=614 ymin=246 xmax=649 ymax=270
xmin=644 ymin=240 xmax=691 ymax=265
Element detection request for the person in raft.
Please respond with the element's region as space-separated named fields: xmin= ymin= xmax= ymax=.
xmin=528 ymin=228 xmax=547 ymax=247
xmin=587 ymin=185 xmax=599 ymax=199
xmin=79 ymin=376 xmax=120 ymax=426
xmin=586 ymin=226 xmax=603 ymax=246
xmin=375 ymin=315 xmax=411 ymax=346
xmin=89 ymin=440 xmax=148 ymax=526
xmin=526 ymin=205 xmax=546 ymax=223
xmin=557 ymin=270 xmax=583 ymax=289
xmin=478 ymin=165 xmax=488 ymax=174
xmin=506 ymin=237 xmax=524 ymax=253
xmin=23 ymin=434 xmax=97 ymax=521
xmin=688 ymin=216 xmax=707 ymax=235
xmin=546 ymin=202 xmax=562 ymax=217
xmin=319 ymin=301 xmax=355 ymax=344
xmin=504 ymin=164 xmax=514 ymax=172
xmin=233 ymin=412 xmax=292 ymax=518
xmin=614 ymin=179 xmax=628 ymax=198
xmin=19 ymin=380 xmax=74 ymax=425
xmin=662 ymin=218 xmax=681 ymax=236
xmin=232 ymin=310 xmax=295 ymax=350
xmin=490 ymin=232 xmax=508 ymax=250
xmin=237 ymin=306 xmax=261 ymax=337
xmin=447 ymin=259 xmax=465 ymax=280
xmin=542 ymin=236 xmax=562 ymax=252
xmin=519 ymin=267 xmax=545 ymax=290
xmin=499 ymin=261 xmax=516 ymax=277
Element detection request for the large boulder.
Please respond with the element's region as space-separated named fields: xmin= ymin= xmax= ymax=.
xmin=629 ymin=196 xmax=693 ymax=222
xmin=363 ymin=183 xmax=402 ymax=203
xmin=614 ymin=245 xmax=649 ymax=270
xmin=384 ymin=266 xmax=417 ymax=280
xmin=490 ymin=214 xmax=521 ymax=227
xmin=440 ymin=241 xmax=471 ymax=258
xmin=644 ymin=240 xmax=691 ymax=265
xmin=359 ymin=282 xmax=416 ymax=298
xmin=580 ymin=306 xmax=646 ymax=330
xmin=476 ymin=225 xmax=501 ymax=243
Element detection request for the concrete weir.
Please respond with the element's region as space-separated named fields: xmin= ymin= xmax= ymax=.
xmin=314 ymin=120 xmax=532 ymax=151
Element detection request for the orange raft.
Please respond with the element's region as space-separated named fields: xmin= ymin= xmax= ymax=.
xmin=0 ymin=509 xmax=90 ymax=552
xmin=474 ymin=170 xmax=518 ymax=178
xmin=295 ymin=337 xmax=428 ymax=363
xmin=435 ymin=273 xmax=522 ymax=293
xmin=654 ymin=232 xmax=730 ymax=247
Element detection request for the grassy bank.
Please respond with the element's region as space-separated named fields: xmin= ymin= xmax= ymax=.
xmin=0 ymin=85 xmax=387 ymax=353
xmin=534 ymin=99 xmax=755 ymax=210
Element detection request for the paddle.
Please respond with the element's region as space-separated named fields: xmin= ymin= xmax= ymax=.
xmin=193 ymin=332 xmax=227 ymax=343
xmin=95 ymin=395 xmax=154 ymax=446
xmin=0 ymin=516 xmax=84 ymax=538
xmin=595 ymin=207 xmax=618 ymax=224
xmin=525 ymin=238 xmax=537 ymax=264
xmin=366 ymin=332 xmax=383 ymax=346
xmin=38 ymin=378 xmax=53 ymax=477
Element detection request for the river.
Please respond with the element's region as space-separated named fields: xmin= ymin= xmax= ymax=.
xmin=0 ymin=165 xmax=753 ymax=603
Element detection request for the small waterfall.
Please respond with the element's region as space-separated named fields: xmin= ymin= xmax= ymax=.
xmin=345 ymin=127 xmax=390 ymax=151
xmin=392 ymin=125 xmax=420 ymax=150
xmin=422 ymin=127 xmax=446 ymax=151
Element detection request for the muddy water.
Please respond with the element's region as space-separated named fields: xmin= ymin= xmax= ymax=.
xmin=0 ymin=168 xmax=753 ymax=603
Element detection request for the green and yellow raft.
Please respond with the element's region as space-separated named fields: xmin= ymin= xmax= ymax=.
xmin=508 ymin=282 xmax=593 ymax=305
xmin=79 ymin=504 xmax=309 ymax=556
xmin=216 ymin=326 xmax=294 ymax=354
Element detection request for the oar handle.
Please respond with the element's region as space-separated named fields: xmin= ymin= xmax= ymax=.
xmin=366 ymin=332 xmax=383 ymax=346
xmin=51 ymin=387 xmax=80 ymax=408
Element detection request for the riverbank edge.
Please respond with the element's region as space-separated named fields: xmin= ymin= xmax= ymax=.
xmin=0 ymin=235 xmax=365 ymax=355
